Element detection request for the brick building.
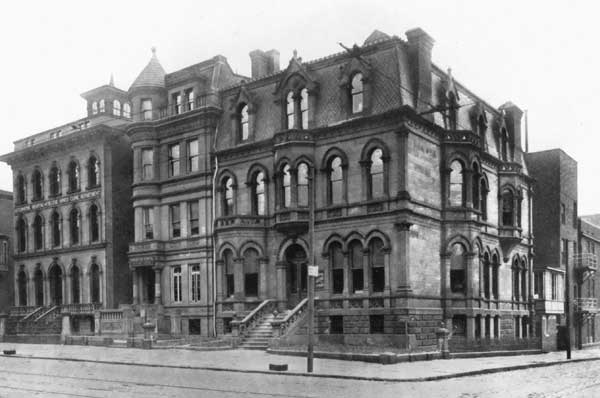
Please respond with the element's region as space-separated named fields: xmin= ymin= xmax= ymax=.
xmin=577 ymin=216 xmax=600 ymax=347
xmin=0 ymin=190 xmax=14 ymax=313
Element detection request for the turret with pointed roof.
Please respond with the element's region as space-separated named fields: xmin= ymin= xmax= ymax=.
xmin=129 ymin=47 xmax=166 ymax=91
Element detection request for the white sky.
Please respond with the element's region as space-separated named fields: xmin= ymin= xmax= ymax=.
xmin=0 ymin=0 xmax=597 ymax=213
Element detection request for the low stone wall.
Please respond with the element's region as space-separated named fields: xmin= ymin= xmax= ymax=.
xmin=449 ymin=336 xmax=541 ymax=352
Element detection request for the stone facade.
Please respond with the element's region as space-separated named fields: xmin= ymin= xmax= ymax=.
xmin=0 ymin=190 xmax=14 ymax=313
xmin=577 ymin=216 xmax=600 ymax=347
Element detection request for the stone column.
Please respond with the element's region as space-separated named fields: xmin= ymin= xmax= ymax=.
xmin=362 ymin=249 xmax=370 ymax=294
xmin=443 ymin=167 xmax=452 ymax=206
xmin=464 ymin=169 xmax=474 ymax=208
xmin=233 ymin=258 xmax=244 ymax=300
xmin=259 ymin=257 xmax=268 ymax=300
xmin=383 ymin=248 xmax=391 ymax=293
xmin=467 ymin=316 xmax=476 ymax=340
xmin=215 ymin=260 xmax=224 ymax=302
xmin=480 ymin=316 xmax=486 ymax=339
xmin=275 ymin=261 xmax=286 ymax=311
xmin=489 ymin=316 xmax=495 ymax=339
xmin=44 ymin=276 xmax=50 ymax=306
xmin=132 ymin=268 xmax=139 ymax=305
xmin=342 ymin=252 xmax=350 ymax=295
xmin=395 ymin=222 xmax=412 ymax=293
xmin=154 ymin=268 xmax=161 ymax=305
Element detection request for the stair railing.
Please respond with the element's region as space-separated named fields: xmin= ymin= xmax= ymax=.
xmin=21 ymin=306 xmax=47 ymax=322
xmin=34 ymin=305 xmax=61 ymax=323
xmin=271 ymin=298 xmax=308 ymax=338
xmin=231 ymin=299 xmax=274 ymax=339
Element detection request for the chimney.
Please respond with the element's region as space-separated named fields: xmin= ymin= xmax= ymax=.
xmin=249 ymin=49 xmax=280 ymax=78
xmin=406 ymin=28 xmax=435 ymax=117
xmin=499 ymin=102 xmax=524 ymax=155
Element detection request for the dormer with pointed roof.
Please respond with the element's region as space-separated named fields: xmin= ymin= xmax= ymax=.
xmin=128 ymin=48 xmax=168 ymax=122
xmin=129 ymin=47 xmax=166 ymax=91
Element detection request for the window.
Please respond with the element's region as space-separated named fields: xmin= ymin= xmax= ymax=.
xmin=16 ymin=217 xmax=26 ymax=253
xmin=492 ymin=254 xmax=499 ymax=298
xmin=480 ymin=177 xmax=488 ymax=220
xmin=71 ymin=265 xmax=80 ymax=304
xmin=189 ymin=319 xmax=201 ymax=335
xmin=173 ymin=93 xmax=182 ymax=115
xmin=32 ymin=169 xmax=43 ymax=200
xmin=282 ymin=164 xmax=291 ymax=208
xmin=113 ymin=100 xmax=121 ymax=117
xmin=92 ymin=101 xmax=98 ymax=115
xmin=34 ymin=268 xmax=43 ymax=305
xmin=49 ymin=166 xmax=60 ymax=196
xmin=142 ymin=208 xmax=154 ymax=240
xmin=483 ymin=253 xmax=490 ymax=298
xmin=475 ymin=315 xmax=482 ymax=339
xmin=370 ymin=315 xmax=384 ymax=334
xmin=349 ymin=241 xmax=364 ymax=293
xmin=172 ymin=266 xmax=182 ymax=303
xmin=252 ymin=172 xmax=266 ymax=216
xmin=189 ymin=201 xmax=199 ymax=236
xmin=142 ymin=99 xmax=152 ymax=120
xmin=190 ymin=265 xmax=201 ymax=302
xmin=16 ymin=174 xmax=26 ymax=204
xmin=90 ymin=204 xmax=100 ymax=242
xmin=561 ymin=239 xmax=568 ymax=266
xmin=512 ymin=259 xmax=520 ymax=300
xmin=185 ymin=89 xmax=195 ymax=111
xmin=18 ymin=269 xmax=27 ymax=306
xmin=368 ymin=149 xmax=384 ymax=199
xmin=70 ymin=208 xmax=80 ymax=245
xmin=502 ymin=190 xmax=514 ymax=226
xmin=369 ymin=238 xmax=385 ymax=293
xmin=168 ymin=143 xmax=180 ymax=177
xmin=33 ymin=214 xmax=43 ymax=250
xmin=243 ymin=248 xmax=259 ymax=297
xmin=141 ymin=148 xmax=154 ymax=180
xmin=330 ymin=242 xmax=344 ymax=294
xmin=0 ymin=241 xmax=7 ymax=264
xmin=450 ymin=243 xmax=466 ymax=293
xmin=573 ymin=201 xmax=578 ymax=228
xmin=238 ymin=104 xmax=249 ymax=141
xmin=514 ymin=316 xmax=521 ymax=338
xmin=561 ymin=203 xmax=566 ymax=225
xmin=67 ymin=161 xmax=80 ymax=192
xmin=224 ymin=249 xmax=235 ymax=298
xmin=222 ymin=177 xmax=234 ymax=216
xmin=187 ymin=139 xmax=199 ymax=172
xmin=300 ymin=88 xmax=308 ymax=129
xmin=297 ymin=163 xmax=309 ymax=207
xmin=123 ymin=103 xmax=131 ymax=118
xmin=351 ymin=73 xmax=364 ymax=113
xmin=551 ymin=273 xmax=558 ymax=300
xmin=472 ymin=163 xmax=480 ymax=210
xmin=447 ymin=92 xmax=457 ymax=130
xmin=51 ymin=211 xmax=61 ymax=247
xmin=170 ymin=204 xmax=181 ymax=238
xmin=449 ymin=160 xmax=464 ymax=206
xmin=88 ymin=156 xmax=100 ymax=188
xmin=286 ymin=91 xmax=295 ymax=129
xmin=329 ymin=315 xmax=343 ymax=334
xmin=328 ymin=156 xmax=343 ymax=205
xmin=99 ymin=99 xmax=105 ymax=113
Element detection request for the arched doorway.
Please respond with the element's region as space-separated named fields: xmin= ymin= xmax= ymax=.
xmin=17 ymin=269 xmax=27 ymax=306
xmin=49 ymin=264 xmax=63 ymax=305
xmin=34 ymin=268 xmax=44 ymax=306
xmin=285 ymin=244 xmax=307 ymax=308
xmin=90 ymin=263 xmax=100 ymax=304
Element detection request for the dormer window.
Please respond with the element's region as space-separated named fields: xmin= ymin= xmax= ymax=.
xmin=238 ymin=104 xmax=249 ymax=141
xmin=185 ymin=89 xmax=195 ymax=111
xmin=113 ymin=100 xmax=121 ymax=117
xmin=286 ymin=91 xmax=295 ymax=129
xmin=123 ymin=103 xmax=132 ymax=118
xmin=173 ymin=93 xmax=182 ymax=115
xmin=99 ymin=99 xmax=105 ymax=113
xmin=92 ymin=101 xmax=98 ymax=115
xmin=351 ymin=73 xmax=364 ymax=113
xmin=142 ymin=99 xmax=153 ymax=120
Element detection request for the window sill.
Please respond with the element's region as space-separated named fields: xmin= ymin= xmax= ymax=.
xmin=86 ymin=185 xmax=101 ymax=190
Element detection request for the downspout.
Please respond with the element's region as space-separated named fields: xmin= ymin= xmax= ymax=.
xmin=211 ymin=122 xmax=220 ymax=338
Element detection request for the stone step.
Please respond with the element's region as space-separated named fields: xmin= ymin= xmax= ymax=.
xmin=247 ymin=332 xmax=273 ymax=337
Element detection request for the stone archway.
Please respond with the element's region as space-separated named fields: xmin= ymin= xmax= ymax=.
xmin=284 ymin=244 xmax=308 ymax=308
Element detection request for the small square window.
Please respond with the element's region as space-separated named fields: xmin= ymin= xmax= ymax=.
xmin=369 ymin=315 xmax=384 ymax=334
xmin=329 ymin=316 xmax=343 ymax=334
xmin=188 ymin=319 xmax=201 ymax=335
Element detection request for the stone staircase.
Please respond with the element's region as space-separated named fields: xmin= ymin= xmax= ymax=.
xmin=239 ymin=313 xmax=276 ymax=350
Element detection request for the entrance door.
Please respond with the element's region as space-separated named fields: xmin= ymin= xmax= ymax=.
xmin=49 ymin=265 xmax=63 ymax=305
xmin=140 ymin=267 xmax=155 ymax=304
xmin=285 ymin=244 xmax=308 ymax=309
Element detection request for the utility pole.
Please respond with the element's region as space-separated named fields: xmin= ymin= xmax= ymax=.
xmin=307 ymin=165 xmax=316 ymax=373
xmin=566 ymin=250 xmax=572 ymax=359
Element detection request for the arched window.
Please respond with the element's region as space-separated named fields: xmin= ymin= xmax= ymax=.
xmin=329 ymin=242 xmax=344 ymax=294
xmin=222 ymin=177 xmax=234 ymax=216
xmin=16 ymin=174 xmax=26 ymax=204
xmin=349 ymin=240 xmax=363 ymax=293
xmin=90 ymin=263 xmax=100 ymax=303
xmin=449 ymin=160 xmax=464 ymax=206
xmin=123 ymin=103 xmax=132 ymax=118
xmin=369 ymin=238 xmax=385 ymax=292
xmin=286 ymin=91 xmax=295 ymax=129
xmin=33 ymin=214 xmax=43 ymax=250
xmin=16 ymin=216 xmax=26 ymax=253
xmin=252 ymin=172 xmax=266 ymax=216
xmin=328 ymin=156 xmax=343 ymax=205
xmin=34 ymin=268 xmax=44 ymax=306
xmin=90 ymin=204 xmax=100 ymax=242
xmin=190 ymin=265 xmax=201 ymax=302
xmin=32 ymin=169 xmax=43 ymax=200
xmin=300 ymin=88 xmax=308 ymax=129
xmin=71 ymin=265 xmax=80 ymax=304
xmin=502 ymin=190 xmax=515 ymax=226
xmin=239 ymin=104 xmax=249 ymax=141
xmin=483 ymin=252 xmax=490 ymax=298
xmin=492 ymin=253 xmax=499 ymax=299
xmin=512 ymin=258 xmax=520 ymax=300
xmin=49 ymin=166 xmax=60 ymax=197
xmin=172 ymin=266 xmax=182 ymax=303
xmin=351 ymin=73 xmax=364 ymax=114
xmin=282 ymin=164 xmax=291 ymax=208
xmin=297 ymin=163 xmax=309 ymax=207
xmin=92 ymin=101 xmax=98 ymax=115
xmin=480 ymin=177 xmax=488 ymax=220
xmin=368 ymin=148 xmax=384 ymax=199
xmin=70 ymin=208 xmax=80 ymax=245
xmin=99 ymin=99 xmax=105 ymax=113
xmin=18 ymin=269 xmax=27 ymax=306
xmin=243 ymin=248 xmax=259 ymax=297
xmin=450 ymin=242 xmax=467 ymax=293
xmin=521 ymin=258 xmax=527 ymax=301
xmin=113 ymin=100 xmax=121 ymax=117
xmin=88 ymin=156 xmax=100 ymax=188
xmin=51 ymin=211 xmax=61 ymax=247
xmin=223 ymin=249 xmax=234 ymax=298
xmin=472 ymin=163 xmax=480 ymax=210
xmin=67 ymin=161 xmax=80 ymax=192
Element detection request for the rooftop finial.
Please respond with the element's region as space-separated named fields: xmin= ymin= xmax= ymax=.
xmin=151 ymin=46 xmax=157 ymax=57
xmin=109 ymin=73 xmax=114 ymax=86
xmin=293 ymin=49 xmax=298 ymax=59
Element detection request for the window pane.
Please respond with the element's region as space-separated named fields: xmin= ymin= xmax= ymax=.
xmin=240 ymin=105 xmax=249 ymax=140
xmin=283 ymin=165 xmax=291 ymax=208
xmin=171 ymin=204 xmax=180 ymax=238
xmin=188 ymin=139 xmax=199 ymax=172
xmin=286 ymin=92 xmax=294 ymax=129
xmin=449 ymin=160 xmax=463 ymax=206
xmin=351 ymin=74 xmax=363 ymax=113
xmin=169 ymin=144 xmax=180 ymax=176
xmin=370 ymin=149 xmax=384 ymax=198
xmin=189 ymin=201 xmax=199 ymax=235
xmin=142 ymin=149 xmax=154 ymax=180
xmin=300 ymin=88 xmax=308 ymax=129
xmin=142 ymin=99 xmax=152 ymax=120
xmin=297 ymin=163 xmax=308 ymax=207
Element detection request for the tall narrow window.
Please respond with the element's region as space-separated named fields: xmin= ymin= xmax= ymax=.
xmin=448 ymin=92 xmax=457 ymax=130
xmin=88 ymin=156 xmax=100 ymax=188
xmin=17 ymin=216 xmax=26 ymax=253
xmin=501 ymin=128 xmax=509 ymax=161
xmin=239 ymin=104 xmax=249 ymax=141
xmin=472 ymin=163 xmax=480 ymax=210
xmin=168 ymin=143 xmax=180 ymax=177
xmin=351 ymin=73 xmax=364 ymax=113
xmin=170 ymin=204 xmax=181 ymax=238
xmin=370 ymin=238 xmax=385 ymax=293
xmin=222 ymin=177 xmax=234 ymax=216
xmin=189 ymin=201 xmax=199 ymax=236
xmin=521 ymin=260 xmax=527 ymax=301
xmin=33 ymin=214 xmax=43 ymax=250
xmin=449 ymin=160 xmax=464 ymax=206
xmin=141 ymin=148 xmax=154 ymax=180
xmin=34 ymin=268 xmax=43 ymax=306
xmin=369 ymin=149 xmax=384 ymax=199
xmin=185 ymin=89 xmax=195 ymax=111
xmin=90 ymin=263 xmax=100 ymax=303
xmin=512 ymin=259 xmax=520 ymax=300
xmin=328 ymin=157 xmax=343 ymax=205
xmin=99 ymin=99 xmax=105 ymax=113
xmin=187 ymin=139 xmax=199 ymax=173
xmin=16 ymin=174 xmax=26 ymax=204
xmin=90 ymin=204 xmax=100 ymax=242
xmin=190 ymin=265 xmax=201 ymax=302
xmin=282 ymin=165 xmax=291 ymax=208
xmin=483 ymin=253 xmax=490 ymax=298
xmin=224 ymin=249 xmax=234 ymax=297
xmin=560 ymin=203 xmax=566 ymax=225
xmin=123 ymin=103 xmax=131 ymax=118
xmin=92 ymin=101 xmax=98 ymax=115
xmin=142 ymin=207 xmax=154 ymax=240
xmin=142 ymin=99 xmax=152 ymax=120
xmin=18 ymin=269 xmax=27 ymax=306
xmin=173 ymin=93 xmax=182 ymax=115
xmin=450 ymin=243 xmax=467 ymax=293
xmin=297 ymin=163 xmax=309 ymax=207
xmin=349 ymin=241 xmax=364 ymax=293
xmin=330 ymin=242 xmax=344 ymax=294
xmin=502 ymin=190 xmax=515 ymax=226
xmin=300 ymin=88 xmax=308 ymax=129
xmin=492 ymin=254 xmax=499 ymax=298
xmin=286 ymin=91 xmax=295 ymax=129
xmin=113 ymin=100 xmax=121 ymax=116
xmin=67 ymin=161 xmax=79 ymax=192
xmin=243 ymin=248 xmax=259 ymax=297
xmin=71 ymin=265 xmax=80 ymax=304
xmin=32 ymin=170 xmax=43 ymax=200
xmin=49 ymin=166 xmax=60 ymax=196
xmin=253 ymin=172 xmax=266 ymax=216
xmin=172 ymin=266 xmax=182 ymax=303
xmin=70 ymin=208 xmax=80 ymax=245
xmin=51 ymin=211 xmax=61 ymax=247
xmin=480 ymin=178 xmax=488 ymax=220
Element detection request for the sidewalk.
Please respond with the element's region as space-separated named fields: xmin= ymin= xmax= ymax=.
xmin=0 ymin=342 xmax=599 ymax=382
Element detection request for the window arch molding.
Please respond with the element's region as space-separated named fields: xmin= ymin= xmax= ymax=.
xmin=238 ymin=240 xmax=265 ymax=259
xmin=66 ymin=158 xmax=81 ymax=193
xmin=445 ymin=234 xmax=473 ymax=255
xmin=218 ymin=242 xmax=239 ymax=261
xmin=217 ymin=171 xmax=237 ymax=217
xmin=31 ymin=167 xmax=44 ymax=201
xmin=48 ymin=162 xmax=62 ymax=197
xmin=338 ymin=55 xmax=373 ymax=116
xmin=274 ymin=159 xmax=293 ymax=209
xmin=360 ymin=139 xmax=391 ymax=200
xmin=68 ymin=206 xmax=82 ymax=245
xmin=365 ymin=230 xmax=392 ymax=253
xmin=246 ymin=164 xmax=269 ymax=216
xmin=321 ymin=147 xmax=348 ymax=206
xmin=321 ymin=233 xmax=345 ymax=258
xmin=274 ymin=66 xmax=319 ymax=131
xmin=15 ymin=172 xmax=27 ymax=204
xmin=86 ymin=153 xmax=101 ymax=189
xmin=229 ymin=86 xmax=257 ymax=143
xmin=87 ymin=201 xmax=102 ymax=243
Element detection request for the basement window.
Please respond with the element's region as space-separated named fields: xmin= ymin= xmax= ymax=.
xmin=369 ymin=315 xmax=384 ymax=334
xmin=329 ymin=316 xmax=343 ymax=334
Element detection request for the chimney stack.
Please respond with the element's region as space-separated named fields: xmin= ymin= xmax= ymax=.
xmin=249 ymin=49 xmax=280 ymax=79
xmin=406 ymin=28 xmax=435 ymax=117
